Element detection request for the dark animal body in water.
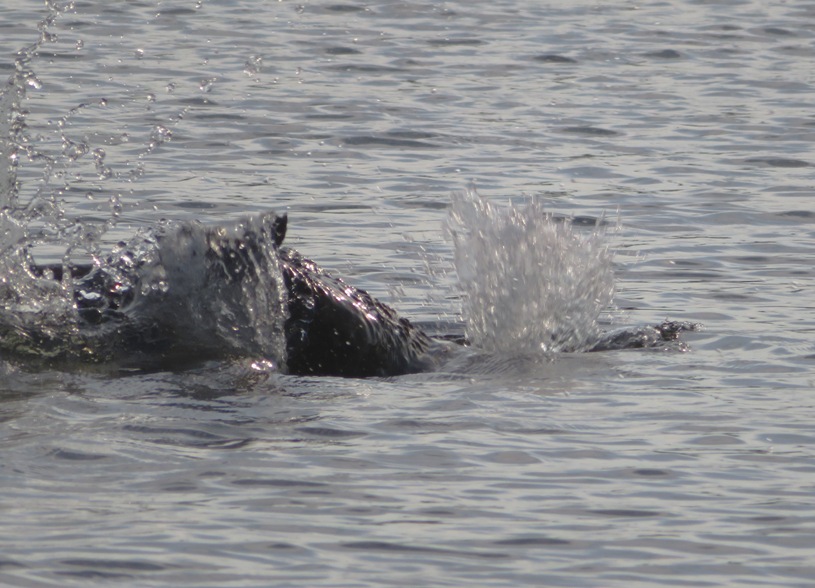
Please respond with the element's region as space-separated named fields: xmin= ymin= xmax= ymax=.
xmin=29 ymin=214 xmax=434 ymax=377
xmin=22 ymin=213 xmax=694 ymax=377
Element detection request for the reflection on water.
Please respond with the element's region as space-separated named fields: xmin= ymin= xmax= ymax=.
xmin=1 ymin=1 xmax=815 ymax=587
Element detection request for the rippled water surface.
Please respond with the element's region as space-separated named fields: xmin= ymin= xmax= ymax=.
xmin=2 ymin=1 xmax=815 ymax=586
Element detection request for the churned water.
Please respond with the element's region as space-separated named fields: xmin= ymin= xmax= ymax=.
xmin=446 ymin=186 xmax=615 ymax=354
xmin=2 ymin=1 xmax=815 ymax=587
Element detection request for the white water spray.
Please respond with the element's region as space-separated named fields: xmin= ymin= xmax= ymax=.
xmin=445 ymin=187 xmax=615 ymax=355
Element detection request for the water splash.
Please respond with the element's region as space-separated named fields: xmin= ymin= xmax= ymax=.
xmin=0 ymin=1 xmax=74 ymax=210
xmin=445 ymin=186 xmax=615 ymax=355
xmin=0 ymin=0 xmax=191 ymax=257
xmin=0 ymin=3 xmax=291 ymax=367
xmin=0 ymin=3 xmax=81 ymax=353
xmin=0 ymin=1 xmax=196 ymax=354
xmin=0 ymin=2 xmax=103 ymax=259
xmin=0 ymin=214 xmax=288 ymax=366
xmin=138 ymin=215 xmax=288 ymax=365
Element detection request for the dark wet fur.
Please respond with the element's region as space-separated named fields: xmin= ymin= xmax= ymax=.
xmin=279 ymin=248 xmax=432 ymax=377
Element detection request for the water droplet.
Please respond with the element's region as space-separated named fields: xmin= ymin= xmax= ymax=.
xmin=151 ymin=125 xmax=172 ymax=145
xmin=169 ymin=108 xmax=187 ymax=124
xmin=92 ymin=148 xmax=113 ymax=180
xmin=250 ymin=359 xmax=277 ymax=372
xmin=128 ymin=164 xmax=145 ymax=181
xmin=109 ymin=193 xmax=122 ymax=217
xmin=243 ymin=55 xmax=262 ymax=77
xmin=62 ymin=138 xmax=88 ymax=161
xmin=199 ymin=77 xmax=216 ymax=92
xmin=25 ymin=73 xmax=43 ymax=89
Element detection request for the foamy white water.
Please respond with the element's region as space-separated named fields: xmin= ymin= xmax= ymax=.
xmin=446 ymin=186 xmax=614 ymax=354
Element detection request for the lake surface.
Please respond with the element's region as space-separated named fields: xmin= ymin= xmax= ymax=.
xmin=2 ymin=1 xmax=815 ymax=586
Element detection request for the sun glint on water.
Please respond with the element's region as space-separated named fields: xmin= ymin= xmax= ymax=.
xmin=445 ymin=187 xmax=615 ymax=355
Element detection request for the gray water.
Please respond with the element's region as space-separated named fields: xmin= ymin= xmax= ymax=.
xmin=2 ymin=1 xmax=815 ymax=586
